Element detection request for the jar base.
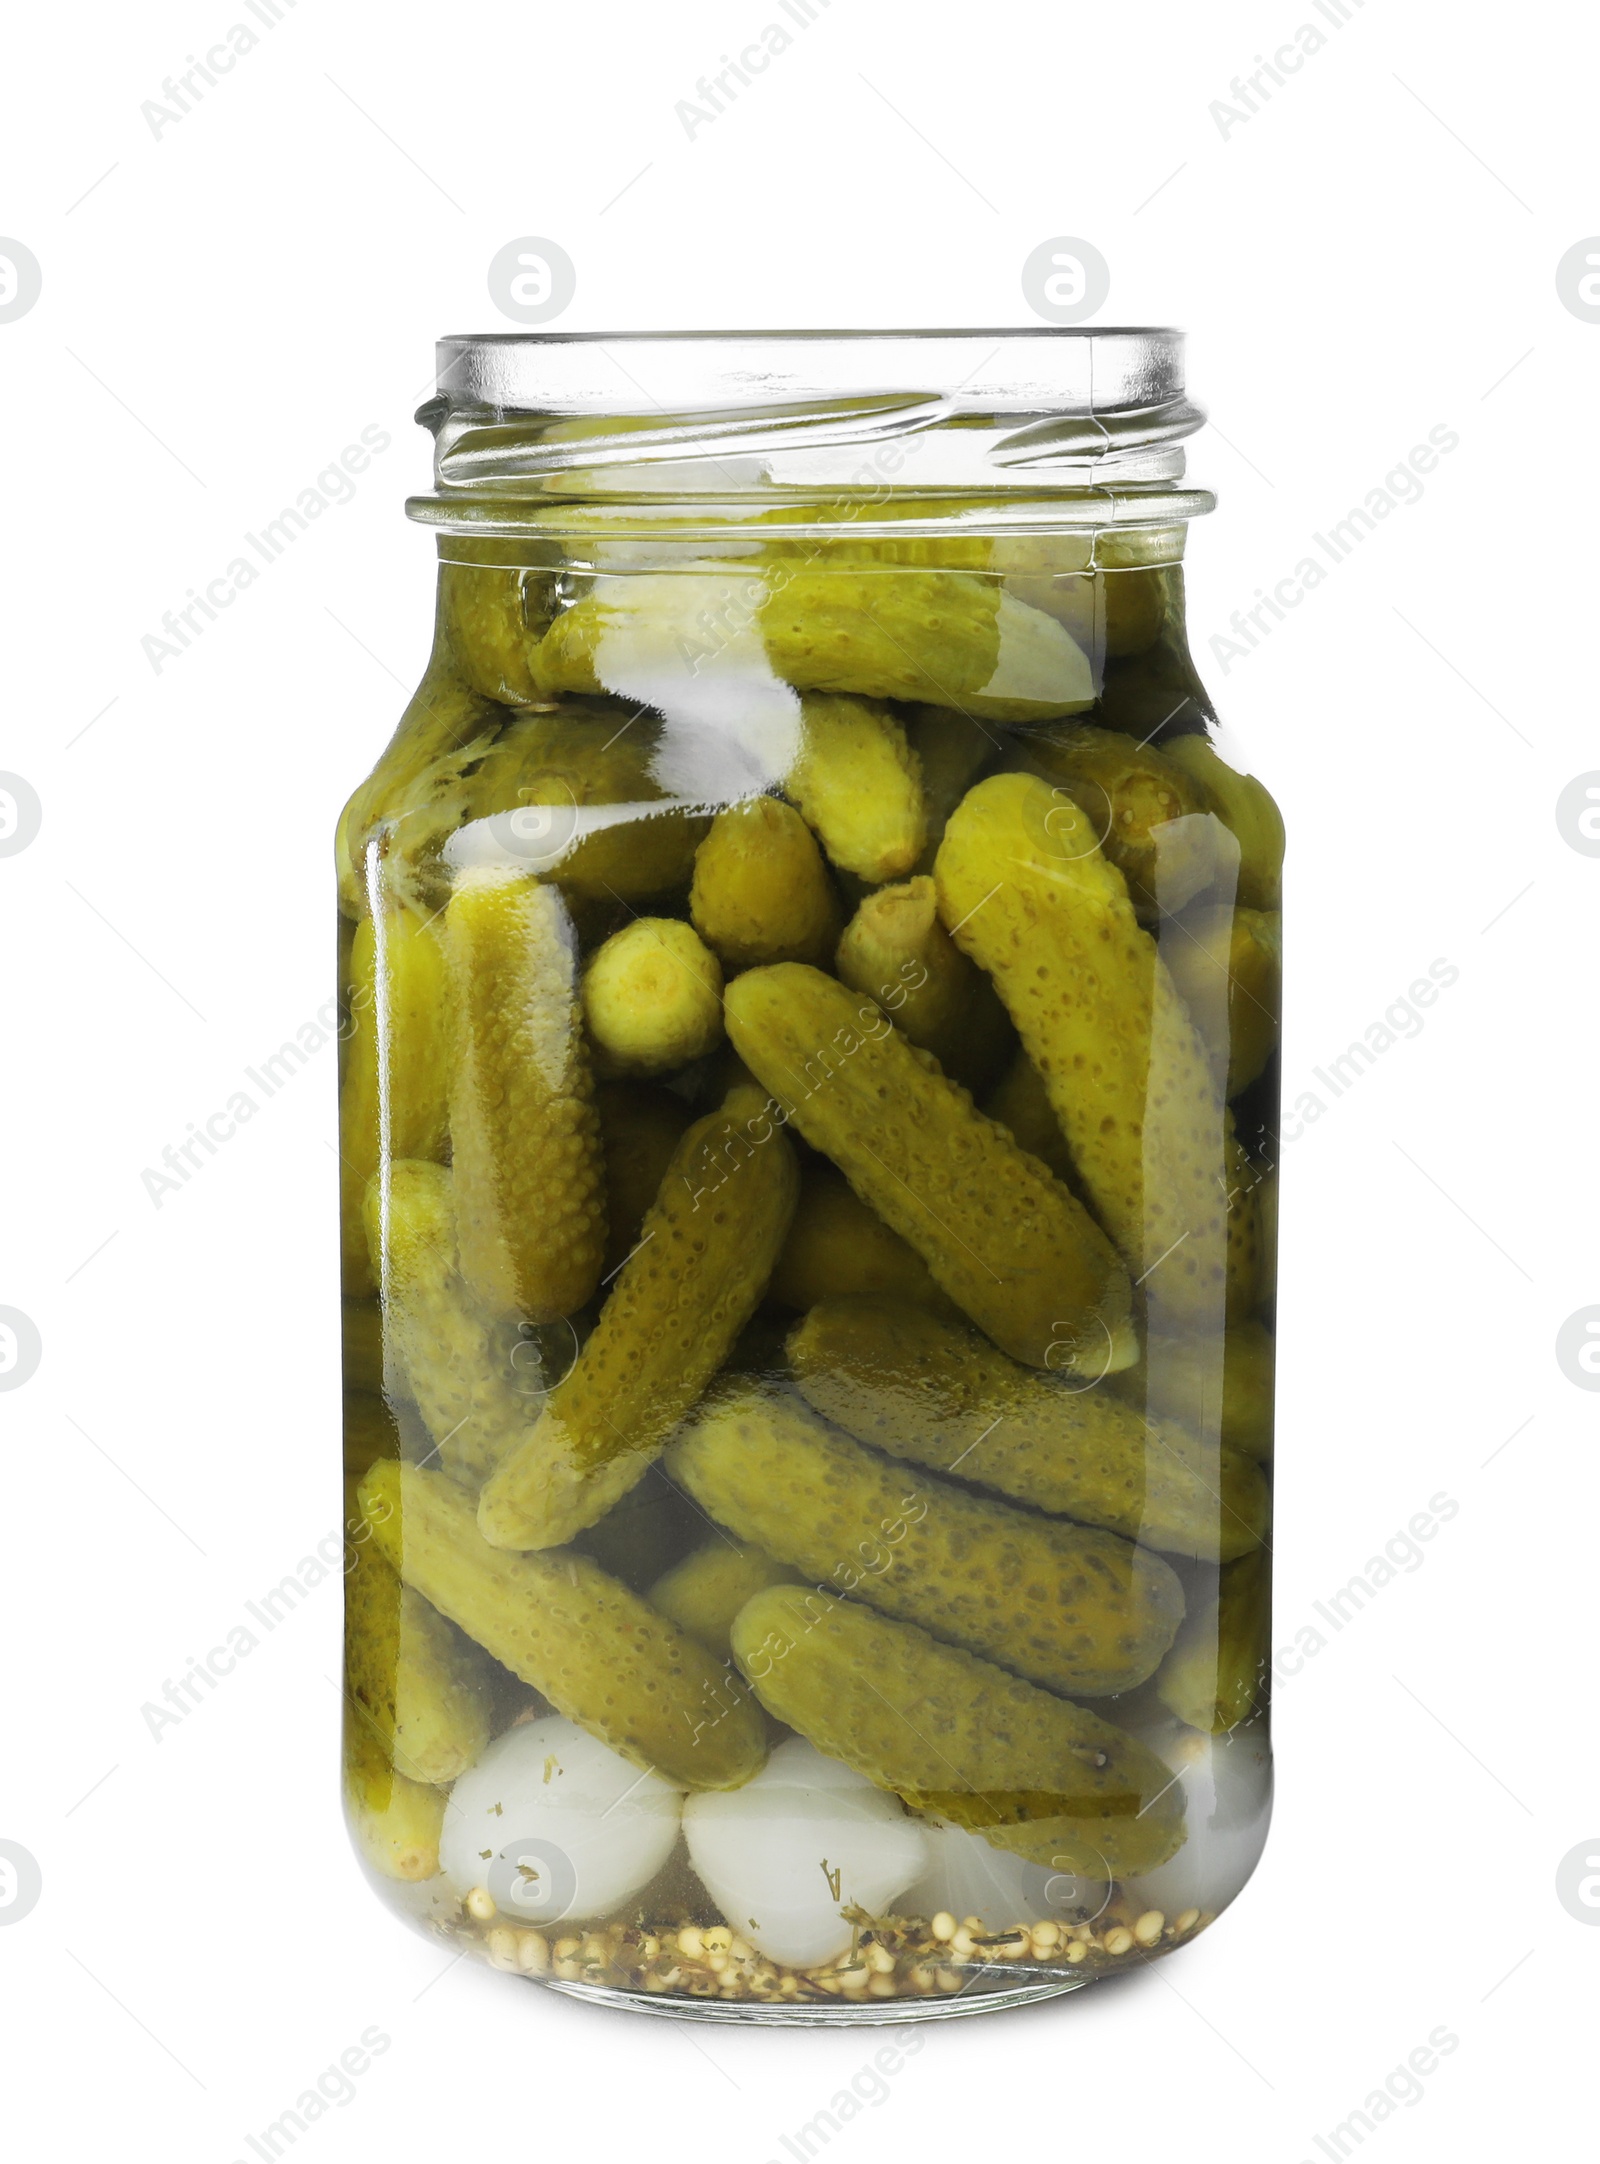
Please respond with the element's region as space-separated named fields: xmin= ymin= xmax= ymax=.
xmin=540 ymin=1971 xmax=1094 ymax=2026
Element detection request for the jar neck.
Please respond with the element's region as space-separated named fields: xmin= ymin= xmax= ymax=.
xmin=409 ymin=330 xmax=1215 ymax=540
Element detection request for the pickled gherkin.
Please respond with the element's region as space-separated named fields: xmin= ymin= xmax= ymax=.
xmin=907 ymin=703 xmax=999 ymax=872
xmin=1162 ymin=735 xmax=1285 ymax=912
xmin=344 ymin=1484 xmax=492 ymax=1784
xmin=730 ymin=1587 xmax=1185 ymax=1876
xmin=759 ymin=570 xmax=1095 ymax=721
xmin=582 ymin=916 xmax=724 ymax=1076
xmin=937 ymin=772 xmax=1258 ymax=1332
xmin=532 ymin=568 xmax=1096 ymax=722
xmin=1005 ymin=722 xmax=1215 ymax=918
xmin=788 ymin=1297 xmax=1268 ymax=1562
xmin=360 ymin=1459 xmax=766 ymax=1790
xmin=767 ymin=1163 xmax=962 ymax=1320
xmin=667 ymin=1383 xmax=1184 ymax=1696
xmin=994 ymin=544 xmax=1169 ymax=661
xmin=1163 ymin=904 xmax=1282 ymax=1097
xmin=834 ymin=876 xmax=1011 ymax=1097
xmin=444 ymin=870 xmax=607 ymax=1322
xmin=458 ymin=705 xmax=709 ymax=906
xmin=338 ymin=900 xmax=451 ymax=1298
xmin=361 ymin=1161 xmax=530 ymax=1489
xmin=724 ymin=963 xmax=1134 ymax=1373
xmin=982 ymin=1049 xmax=1078 ymax=1190
xmin=689 ymin=798 xmax=842 ymax=971
xmin=648 ymin=1538 xmax=802 ymax=1661
xmin=1156 ymin=1550 xmax=1269 ymax=1732
xmin=336 ymin=656 xmax=503 ymax=920
xmin=339 ymin=344 xmax=1280 ymax=2006
xmin=343 ymin=1719 xmax=446 ymax=1883
xmin=786 ymin=693 xmax=926 ymax=880
xmin=594 ymin=1080 xmax=693 ymax=1274
xmin=476 ymin=1087 xmax=798 ymax=1551
xmin=1112 ymin=1319 xmax=1277 ymax=1463
xmin=439 ymin=557 xmax=553 ymax=705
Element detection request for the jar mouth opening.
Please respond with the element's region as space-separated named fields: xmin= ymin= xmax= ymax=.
xmin=433 ymin=325 xmax=1194 ymax=410
xmin=414 ymin=328 xmax=1213 ymax=527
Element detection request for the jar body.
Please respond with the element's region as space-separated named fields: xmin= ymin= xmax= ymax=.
xmin=338 ymin=450 xmax=1280 ymax=2017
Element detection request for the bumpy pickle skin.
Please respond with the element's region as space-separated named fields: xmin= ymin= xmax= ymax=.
xmin=1005 ymin=722 xmax=1215 ymax=918
xmin=1156 ymin=1551 xmax=1269 ymax=1733
xmin=1162 ymin=735 xmax=1285 ymax=912
xmin=786 ymin=694 xmax=926 ymax=881
xmin=757 ymin=570 xmax=1096 ymax=721
xmin=834 ymin=877 xmax=1012 ymax=1098
xmin=338 ymin=901 xmax=452 ymax=1298
xmin=767 ymin=1164 xmax=962 ymax=1321
xmin=730 ymin=1588 xmax=1185 ymax=1876
xmin=360 ymin=1459 xmax=767 ymax=1790
xmin=362 ymin=1161 xmax=531 ymax=1488
xmin=648 ymin=1539 xmax=802 ymax=1661
xmin=476 ymin=1086 xmax=799 ymax=1552
xmin=1111 ymin=1319 xmax=1276 ymax=1462
xmin=936 ymin=772 xmax=1256 ymax=1332
xmin=343 ymin=1720 xmax=446 ymax=1882
xmin=787 ymin=1297 xmax=1268 ymax=1563
xmin=689 ymin=798 xmax=842 ymax=971
xmin=594 ymin=1081 xmax=694 ymax=1275
xmin=345 ymin=1490 xmax=492 ymax=1784
xmin=445 ymin=870 xmax=607 ymax=1322
xmin=531 ymin=569 xmax=1096 ymax=722
xmin=667 ymin=1384 xmax=1184 ymax=1697
xmin=1164 ymin=906 xmax=1282 ymax=1098
xmin=582 ymin=917 xmax=723 ymax=1077
xmin=723 ymin=962 xmax=1133 ymax=1373
xmin=459 ymin=706 xmax=709 ymax=906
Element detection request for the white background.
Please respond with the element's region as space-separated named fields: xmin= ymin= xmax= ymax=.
xmin=1 ymin=1 xmax=1595 ymax=2156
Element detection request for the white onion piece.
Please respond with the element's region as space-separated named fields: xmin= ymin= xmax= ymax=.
xmin=684 ymin=1738 xmax=927 ymax=1969
xmin=441 ymin=1716 xmax=683 ymax=1926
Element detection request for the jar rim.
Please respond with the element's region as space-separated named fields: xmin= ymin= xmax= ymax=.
xmin=435 ymin=326 xmax=1189 ymax=411
xmin=414 ymin=328 xmax=1212 ymax=525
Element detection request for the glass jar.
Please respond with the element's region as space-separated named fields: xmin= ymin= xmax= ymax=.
xmin=337 ymin=329 xmax=1280 ymax=2022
